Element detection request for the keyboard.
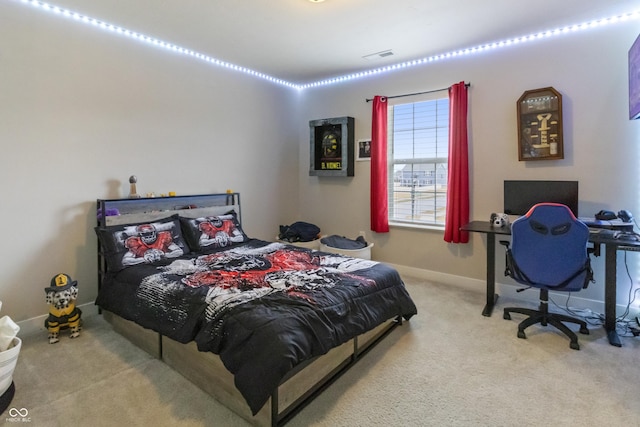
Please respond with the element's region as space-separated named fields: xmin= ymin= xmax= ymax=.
xmin=580 ymin=217 xmax=634 ymax=232
xmin=589 ymin=227 xmax=640 ymax=244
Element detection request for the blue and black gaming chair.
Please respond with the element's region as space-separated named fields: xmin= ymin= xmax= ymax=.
xmin=501 ymin=203 xmax=594 ymax=350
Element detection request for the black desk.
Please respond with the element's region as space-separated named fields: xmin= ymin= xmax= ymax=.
xmin=461 ymin=220 xmax=640 ymax=347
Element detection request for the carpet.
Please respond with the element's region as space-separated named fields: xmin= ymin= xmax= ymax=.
xmin=5 ymin=276 xmax=640 ymax=426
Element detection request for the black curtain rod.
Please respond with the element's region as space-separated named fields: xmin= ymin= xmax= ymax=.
xmin=365 ymin=82 xmax=470 ymax=103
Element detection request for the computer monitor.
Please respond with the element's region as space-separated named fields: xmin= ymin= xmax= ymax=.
xmin=503 ymin=180 xmax=579 ymax=216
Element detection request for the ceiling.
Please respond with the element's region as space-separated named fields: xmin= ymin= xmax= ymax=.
xmin=37 ymin=0 xmax=640 ymax=85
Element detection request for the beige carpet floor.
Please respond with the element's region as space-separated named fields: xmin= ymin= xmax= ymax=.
xmin=4 ymin=276 xmax=640 ymax=426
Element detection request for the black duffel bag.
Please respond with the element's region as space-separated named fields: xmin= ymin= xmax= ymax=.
xmin=278 ymin=222 xmax=320 ymax=242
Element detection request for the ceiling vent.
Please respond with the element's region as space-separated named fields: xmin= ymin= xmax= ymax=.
xmin=362 ymin=50 xmax=394 ymax=61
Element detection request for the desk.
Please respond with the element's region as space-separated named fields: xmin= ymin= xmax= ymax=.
xmin=461 ymin=220 xmax=640 ymax=347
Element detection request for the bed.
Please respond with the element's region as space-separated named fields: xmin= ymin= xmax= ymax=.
xmin=95 ymin=193 xmax=417 ymax=426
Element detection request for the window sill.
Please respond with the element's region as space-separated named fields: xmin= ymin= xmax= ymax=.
xmin=389 ymin=221 xmax=445 ymax=232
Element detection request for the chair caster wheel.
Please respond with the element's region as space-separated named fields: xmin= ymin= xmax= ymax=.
xmin=517 ymin=330 xmax=526 ymax=339
xmin=570 ymin=341 xmax=580 ymax=350
xmin=579 ymin=326 xmax=589 ymax=335
xmin=504 ymin=312 xmax=511 ymax=320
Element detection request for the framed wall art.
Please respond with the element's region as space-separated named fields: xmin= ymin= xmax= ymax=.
xmin=356 ymin=139 xmax=371 ymax=161
xmin=517 ymin=87 xmax=563 ymax=161
xmin=309 ymin=116 xmax=354 ymax=176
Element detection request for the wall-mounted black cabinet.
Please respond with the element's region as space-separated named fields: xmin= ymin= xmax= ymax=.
xmin=309 ymin=116 xmax=354 ymax=177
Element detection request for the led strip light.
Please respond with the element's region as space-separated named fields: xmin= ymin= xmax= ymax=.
xmin=13 ymin=0 xmax=296 ymax=89
xmin=302 ymin=11 xmax=640 ymax=90
xmin=13 ymin=0 xmax=640 ymax=90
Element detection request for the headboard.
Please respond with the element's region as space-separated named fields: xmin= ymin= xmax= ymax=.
xmin=97 ymin=193 xmax=240 ymax=226
xmin=96 ymin=192 xmax=241 ymax=292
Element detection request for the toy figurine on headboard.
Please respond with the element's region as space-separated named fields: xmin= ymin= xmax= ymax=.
xmin=44 ymin=273 xmax=82 ymax=344
xmin=128 ymin=175 xmax=141 ymax=199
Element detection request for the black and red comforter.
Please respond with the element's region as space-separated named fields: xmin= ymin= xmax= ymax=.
xmin=96 ymin=239 xmax=417 ymax=414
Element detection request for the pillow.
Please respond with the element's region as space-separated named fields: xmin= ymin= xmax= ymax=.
xmin=180 ymin=211 xmax=248 ymax=252
xmin=96 ymin=214 xmax=190 ymax=272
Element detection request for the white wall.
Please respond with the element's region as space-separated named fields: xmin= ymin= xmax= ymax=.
xmin=0 ymin=2 xmax=300 ymax=323
xmin=296 ymin=22 xmax=640 ymax=310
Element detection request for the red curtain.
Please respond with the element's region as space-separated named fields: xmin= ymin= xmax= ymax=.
xmin=443 ymin=82 xmax=470 ymax=243
xmin=371 ymin=96 xmax=389 ymax=232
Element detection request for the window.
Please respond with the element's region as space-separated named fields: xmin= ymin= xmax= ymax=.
xmin=388 ymin=96 xmax=450 ymax=226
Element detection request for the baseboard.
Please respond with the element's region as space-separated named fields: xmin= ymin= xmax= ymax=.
xmin=15 ymin=302 xmax=99 ymax=339
xmin=389 ymin=263 xmax=640 ymax=320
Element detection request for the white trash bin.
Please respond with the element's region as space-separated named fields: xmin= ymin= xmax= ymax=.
xmin=0 ymin=337 xmax=21 ymax=396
